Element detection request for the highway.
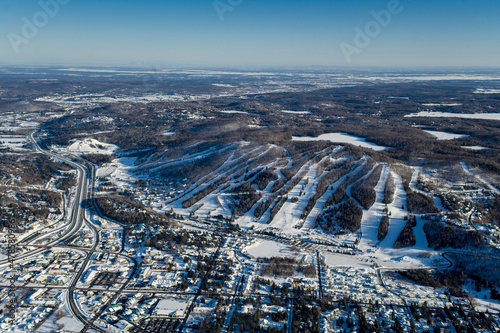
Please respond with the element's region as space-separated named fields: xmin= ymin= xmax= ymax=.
xmin=0 ymin=131 xmax=144 ymax=332
xmin=0 ymin=132 xmax=90 ymax=267
xmin=23 ymin=132 xmax=109 ymax=332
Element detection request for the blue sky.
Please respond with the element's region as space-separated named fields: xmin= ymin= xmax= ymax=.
xmin=1 ymin=0 xmax=499 ymax=68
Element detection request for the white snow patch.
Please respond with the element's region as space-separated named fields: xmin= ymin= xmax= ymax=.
xmin=20 ymin=121 xmax=40 ymax=127
xmin=281 ymin=110 xmax=311 ymax=114
xmin=462 ymin=146 xmax=490 ymax=150
xmin=55 ymin=315 xmax=85 ymax=332
xmin=474 ymin=88 xmax=500 ymax=94
xmin=220 ymin=110 xmax=250 ymax=114
xmin=212 ymin=83 xmax=236 ymax=87
xmin=96 ymin=164 xmax=118 ymax=178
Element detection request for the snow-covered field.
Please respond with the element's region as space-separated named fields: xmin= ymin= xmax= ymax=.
xmin=245 ymin=240 xmax=298 ymax=258
xmin=405 ymin=111 xmax=500 ymax=121
xmin=292 ymin=133 xmax=389 ymax=151
xmin=98 ymin=157 xmax=141 ymax=188
xmin=0 ymin=135 xmax=29 ymax=150
xmin=424 ymin=130 xmax=469 ymax=140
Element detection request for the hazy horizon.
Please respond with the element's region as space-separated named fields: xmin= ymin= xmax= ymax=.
xmin=1 ymin=0 xmax=499 ymax=68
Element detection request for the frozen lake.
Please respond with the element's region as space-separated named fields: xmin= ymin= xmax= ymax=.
xmin=424 ymin=130 xmax=469 ymax=140
xmin=405 ymin=111 xmax=500 ymax=121
xmin=292 ymin=133 xmax=389 ymax=151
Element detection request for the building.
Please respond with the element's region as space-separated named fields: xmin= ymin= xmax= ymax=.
xmin=154 ymin=298 xmax=191 ymax=318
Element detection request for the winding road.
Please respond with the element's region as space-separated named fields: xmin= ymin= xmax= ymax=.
xmin=5 ymin=132 xmax=135 ymax=333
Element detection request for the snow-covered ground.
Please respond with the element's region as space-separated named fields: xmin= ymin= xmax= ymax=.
xmin=292 ymin=133 xmax=389 ymax=151
xmin=370 ymin=172 xmax=407 ymax=250
xmin=167 ymin=144 xmax=276 ymax=218
xmin=0 ymin=135 xmax=29 ymax=150
xmin=265 ymin=153 xmax=334 ymax=234
xmin=35 ymin=295 xmax=85 ymax=333
xmin=463 ymin=279 xmax=500 ymax=314
xmin=321 ymin=252 xmax=374 ymax=269
xmin=405 ymin=111 xmax=500 ymax=121
xmin=301 ymin=158 xmax=367 ymax=231
xmin=424 ymin=130 xmax=469 ymax=140
xmin=358 ymin=166 xmax=390 ymax=249
xmin=67 ymin=138 xmax=118 ymax=155
xmin=245 ymin=240 xmax=298 ymax=258
xmin=100 ymin=157 xmax=142 ymax=188
xmin=354 ymin=166 xmax=436 ymax=269
xmin=461 ymin=162 xmax=500 ymax=194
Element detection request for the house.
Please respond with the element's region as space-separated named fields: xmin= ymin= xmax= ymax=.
xmin=138 ymin=266 xmax=151 ymax=279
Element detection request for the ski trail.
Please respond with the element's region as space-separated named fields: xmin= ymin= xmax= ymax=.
xmin=301 ymin=159 xmax=367 ymax=231
xmin=461 ymin=162 xmax=500 ymax=194
xmin=267 ymin=152 xmax=334 ymax=233
xmin=413 ymin=215 xmax=428 ymax=249
xmin=379 ymin=173 xmax=409 ymax=249
xmin=359 ymin=164 xmax=389 ymax=249
xmin=408 ymin=167 xmax=445 ymax=211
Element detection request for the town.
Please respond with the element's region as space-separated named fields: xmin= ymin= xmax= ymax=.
xmin=1 ymin=68 xmax=500 ymax=332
